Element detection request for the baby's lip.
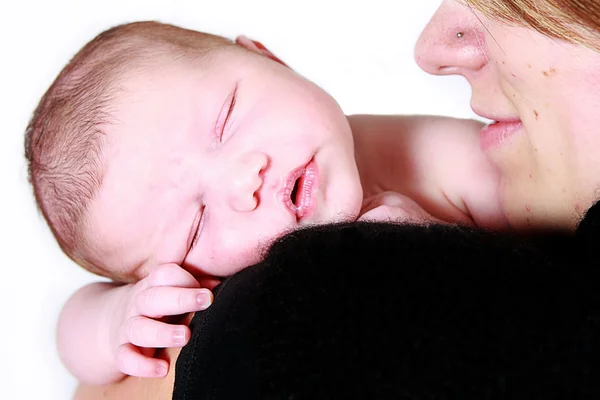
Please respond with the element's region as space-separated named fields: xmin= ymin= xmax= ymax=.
xmin=280 ymin=157 xmax=319 ymax=222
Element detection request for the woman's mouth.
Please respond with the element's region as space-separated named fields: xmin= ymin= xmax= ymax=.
xmin=282 ymin=158 xmax=319 ymax=222
xmin=471 ymin=107 xmax=523 ymax=151
xmin=480 ymin=120 xmax=523 ymax=151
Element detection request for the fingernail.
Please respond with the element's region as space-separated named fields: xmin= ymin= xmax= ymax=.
xmin=173 ymin=328 xmax=186 ymax=344
xmin=197 ymin=291 xmax=212 ymax=309
xmin=156 ymin=364 xmax=167 ymax=376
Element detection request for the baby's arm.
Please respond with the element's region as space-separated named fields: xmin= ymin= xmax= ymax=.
xmin=57 ymin=264 xmax=212 ymax=385
xmin=358 ymin=191 xmax=446 ymax=224
xmin=349 ymin=114 xmax=509 ymax=230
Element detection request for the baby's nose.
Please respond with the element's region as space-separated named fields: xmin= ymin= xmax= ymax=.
xmin=228 ymin=151 xmax=268 ymax=212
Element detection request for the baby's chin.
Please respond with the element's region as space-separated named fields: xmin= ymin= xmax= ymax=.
xmin=314 ymin=201 xmax=362 ymax=225
xmin=203 ymin=245 xmax=272 ymax=278
xmin=205 ymin=208 xmax=362 ymax=278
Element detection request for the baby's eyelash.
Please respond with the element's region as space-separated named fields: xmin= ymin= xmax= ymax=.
xmin=219 ymin=86 xmax=238 ymax=141
xmin=215 ymin=84 xmax=238 ymax=142
xmin=190 ymin=206 xmax=205 ymax=250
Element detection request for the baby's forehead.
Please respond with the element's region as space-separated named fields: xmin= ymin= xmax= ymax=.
xmin=106 ymin=54 xmax=237 ymax=131
xmin=100 ymin=46 xmax=267 ymax=175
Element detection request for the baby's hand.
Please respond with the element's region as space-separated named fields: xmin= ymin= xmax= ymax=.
xmin=113 ymin=263 xmax=213 ymax=378
xmin=359 ymin=191 xmax=443 ymax=224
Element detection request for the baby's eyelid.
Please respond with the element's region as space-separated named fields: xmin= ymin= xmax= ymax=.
xmin=189 ymin=206 xmax=206 ymax=251
xmin=215 ymin=84 xmax=238 ymax=142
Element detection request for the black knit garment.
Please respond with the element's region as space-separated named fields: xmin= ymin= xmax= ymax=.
xmin=173 ymin=202 xmax=600 ymax=400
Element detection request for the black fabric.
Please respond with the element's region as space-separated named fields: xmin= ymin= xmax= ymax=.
xmin=173 ymin=202 xmax=600 ymax=399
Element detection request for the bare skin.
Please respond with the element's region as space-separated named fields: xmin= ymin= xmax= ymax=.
xmin=74 ymin=341 xmax=179 ymax=400
xmin=64 ymin=33 xmax=507 ymax=390
xmin=72 ymin=111 xmax=508 ymax=399
xmin=75 ymin=0 xmax=600 ymax=394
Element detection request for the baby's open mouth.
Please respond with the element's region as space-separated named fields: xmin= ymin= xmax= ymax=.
xmin=282 ymin=158 xmax=318 ymax=222
xmin=291 ymin=175 xmax=301 ymax=207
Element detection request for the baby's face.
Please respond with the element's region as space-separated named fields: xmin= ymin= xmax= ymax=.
xmin=86 ymin=46 xmax=363 ymax=279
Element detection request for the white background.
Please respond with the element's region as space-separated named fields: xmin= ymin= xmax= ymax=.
xmin=0 ymin=0 xmax=477 ymax=398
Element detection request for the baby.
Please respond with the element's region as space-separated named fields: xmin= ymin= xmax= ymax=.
xmin=25 ymin=22 xmax=507 ymax=385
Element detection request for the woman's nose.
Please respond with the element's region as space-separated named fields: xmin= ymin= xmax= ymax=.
xmin=228 ymin=151 xmax=269 ymax=212
xmin=414 ymin=0 xmax=487 ymax=76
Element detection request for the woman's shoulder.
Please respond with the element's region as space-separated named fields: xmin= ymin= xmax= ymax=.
xmin=576 ymin=200 xmax=600 ymax=247
xmin=174 ymin=216 xmax=600 ymax=398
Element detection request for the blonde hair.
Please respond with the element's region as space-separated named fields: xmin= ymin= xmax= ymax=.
xmin=464 ymin=0 xmax=600 ymax=50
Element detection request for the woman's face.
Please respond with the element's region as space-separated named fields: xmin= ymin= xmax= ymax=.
xmin=415 ymin=0 xmax=600 ymax=231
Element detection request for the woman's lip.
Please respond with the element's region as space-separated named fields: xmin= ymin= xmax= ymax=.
xmin=471 ymin=105 xmax=518 ymax=123
xmin=480 ymin=120 xmax=523 ymax=151
xmin=281 ymin=158 xmax=319 ymax=222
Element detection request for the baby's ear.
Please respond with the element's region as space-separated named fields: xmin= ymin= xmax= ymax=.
xmin=235 ymin=35 xmax=289 ymax=67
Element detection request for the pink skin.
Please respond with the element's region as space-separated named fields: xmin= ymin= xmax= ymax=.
xmin=81 ymin=40 xmax=363 ymax=378
xmin=87 ymin=42 xmax=363 ymax=280
xmin=113 ymin=264 xmax=212 ymax=378
xmin=56 ymin=263 xmax=215 ymax=383
xmin=61 ymin=33 xmax=512 ymax=382
xmin=415 ymin=0 xmax=600 ymax=232
xmin=359 ymin=191 xmax=445 ymax=224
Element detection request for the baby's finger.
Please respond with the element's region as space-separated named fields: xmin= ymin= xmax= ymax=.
xmin=115 ymin=343 xmax=169 ymax=378
xmin=136 ymin=286 xmax=213 ymax=318
xmin=145 ymin=263 xmax=202 ymax=289
xmin=124 ymin=316 xmax=191 ymax=348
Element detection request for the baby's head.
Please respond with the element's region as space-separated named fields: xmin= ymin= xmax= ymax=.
xmin=26 ymin=21 xmax=363 ymax=282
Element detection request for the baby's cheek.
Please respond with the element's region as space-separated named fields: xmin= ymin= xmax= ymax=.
xmin=206 ymin=231 xmax=268 ymax=276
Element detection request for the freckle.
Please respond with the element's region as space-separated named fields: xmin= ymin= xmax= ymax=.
xmin=527 ymin=63 xmax=532 ymax=68
xmin=502 ymin=60 xmax=506 ymax=65
xmin=542 ymin=68 xmax=557 ymax=77
xmin=534 ymin=148 xmax=538 ymax=152
xmin=529 ymin=174 xmax=533 ymax=178
xmin=526 ymin=205 xmax=531 ymax=212
xmin=533 ymin=110 xmax=539 ymax=119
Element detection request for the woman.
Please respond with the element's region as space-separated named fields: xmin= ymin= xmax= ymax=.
xmin=416 ymin=0 xmax=600 ymax=233
xmin=77 ymin=0 xmax=600 ymax=398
